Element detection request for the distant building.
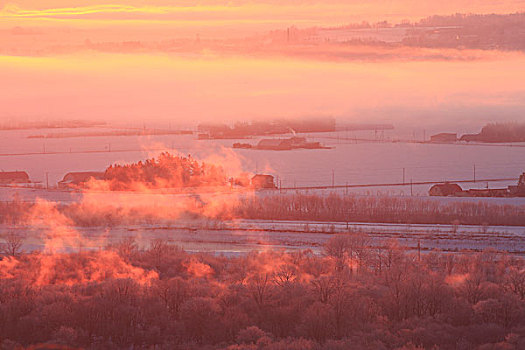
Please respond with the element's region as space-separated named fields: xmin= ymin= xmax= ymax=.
xmin=233 ymin=143 xmax=252 ymax=149
xmin=508 ymin=172 xmax=525 ymax=197
xmin=429 ymin=183 xmax=462 ymax=196
xmin=430 ymin=133 xmax=457 ymax=143
xmin=251 ymin=174 xmax=277 ymax=189
xmin=58 ymin=172 xmax=104 ymax=189
xmin=430 ymin=173 xmax=525 ymax=197
xmin=289 ymin=136 xmax=323 ymax=149
xmin=0 ymin=171 xmax=30 ymax=185
xmin=459 ymin=134 xmax=479 ymax=142
xmin=255 ymin=137 xmax=325 ymax=150
xmin=256 ymin=139 xmax=293 ymax=150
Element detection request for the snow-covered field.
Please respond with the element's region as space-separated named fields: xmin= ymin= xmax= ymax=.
xmin=1 ymin=128 xmax=524 ymax=195
xmin=5 ymin=218 xmax=525 ymax=256
xmin=2 ymin=129 xmax=524 ymax=255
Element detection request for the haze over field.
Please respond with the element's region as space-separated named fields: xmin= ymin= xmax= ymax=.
xmin=1 ymin=1 xmax=525 ymax=129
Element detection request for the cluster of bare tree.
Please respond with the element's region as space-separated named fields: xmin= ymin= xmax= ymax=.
xmin=0 ymin=198 xmax=32 ymax=226
xmin=234 ymin=193 xmax=525 ymax=226
xmin=0 ymin=235 xmax=524 ymax=349
xmin=104 ymin=153 xmax=228 ymax=190
xmin=465 ymin=122 xmax=525 ymax=143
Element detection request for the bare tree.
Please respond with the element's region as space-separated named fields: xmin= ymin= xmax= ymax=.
xmin=311 ymin=275 xmax=343 ymax=303
xmin=1 ymin=232 xmax=24 ymax=257
xmin=273 ymin=264 xmax=298 ymax=287
xmin=154 ymin=277 xmax=188 ymax=317
xmin=505 ymin=267 xmax=525 ymax=300
xmin=114 ymin=236 xmax=138 ymax=262
xmin=460 ymin=272 xmax=485 ymax=304
xmin=248 ymin=273 xmax=272 ymax=307
xmin=149 ymin=238 xmax=171 ymax=269
xmin=324 ymin=233 xmax=371 ymax=274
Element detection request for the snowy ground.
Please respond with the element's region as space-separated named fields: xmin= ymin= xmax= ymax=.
xmin=4 ymin=219 xmax=524 ymax=256
xmin=2 ymin=129 xmax=524 ymax=255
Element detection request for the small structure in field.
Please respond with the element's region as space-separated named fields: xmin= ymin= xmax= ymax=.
xmin=429 ymin=172 xmax=525 ymax=197
xmin=58 ymin=172 xmax=104 ymax=189
xmin=251 ymin=174 xmax=277 ymax=189
xmin=255 ymin=136 xmax=326 ymax=151
xmin=430 ymin=133 xmax=457 ymax=143
xmin=0 ymin=171 xmax=30 ymax=185
xmin=256 ymin=138 xmax=293 ymax=150
xmin=508 ymin=172 xmax=525 ymax=197
xmin=429 ymin=183 xmax=462 ymax=196
xmin=233 ymin=143 xmax=253 ymax=149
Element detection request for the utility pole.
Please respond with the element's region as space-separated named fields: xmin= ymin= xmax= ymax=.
xmin=402 ymin=168 xmax=406 ymax=184
xmin=331 ymin=169 xmax=335 ymax=188
xmin=410 ymin=178 xmax=413 ymax=196
xmin=473 ymin=164 xmax=476 ymax=183
xmin=46 ymin=172 xmax=49 ymax=190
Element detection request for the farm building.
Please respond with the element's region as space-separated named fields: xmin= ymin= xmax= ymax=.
xmin=430 ymin=173 xmax=525 ymax=197
xmin=430 ymin=133 xmax=457 ymax=142
xmin=0 ymin=171 xmax=30 ymax=184
xmin=429 ymin=183 xmax=462 ymax=196
xmin=508 ymin=172 xmax=525 ymax=197
xmin=256 ymin=139 xmax=293 ymax=150
xmin=255 ymin=137 xmax=325 ymax=150
xmin=58 ymin=172 xmax=105 ymax=189
xmin=251 ymin=174 xmax=277 ymax=189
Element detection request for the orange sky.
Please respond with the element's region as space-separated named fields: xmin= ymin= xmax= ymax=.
xmin=2 ymin=51 xmax=525 ymax=129
xmin=3 ymin=1 xmax=525 ymax=37
xmin=1 ymin=1 xmax=525 ymax=129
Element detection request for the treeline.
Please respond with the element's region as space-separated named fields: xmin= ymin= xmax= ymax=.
xmin=1 ymin=193 xmax=524 ymax=227
xmin=233 ymin=193 xmax=525 ymax=226
xmin=460 ymin=122 xmax=525 ymax=143
xmin=416 ymin=13 xmax=525 ymax=28
xmin=403 ymin=13 xmax=525 ymax=51
xmin=0 ymin=236 xmax=524 ymax=349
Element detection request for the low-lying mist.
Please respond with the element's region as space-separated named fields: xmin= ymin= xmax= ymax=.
xmin=1 ymin=49 xmax=525 ymax=130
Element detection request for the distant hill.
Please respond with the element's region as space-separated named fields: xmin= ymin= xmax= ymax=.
xmin=403 ymin=13 xmax=525 ymax=51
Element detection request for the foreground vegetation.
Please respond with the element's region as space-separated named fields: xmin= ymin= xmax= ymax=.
xmin=0 ymin=234 xmax=524 ymax=349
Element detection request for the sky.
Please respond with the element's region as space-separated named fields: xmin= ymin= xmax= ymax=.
xmin=3 ymin=1 xmax=525 ymax=23
xmin=1 ymin=1 xmax=525 ymax=130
